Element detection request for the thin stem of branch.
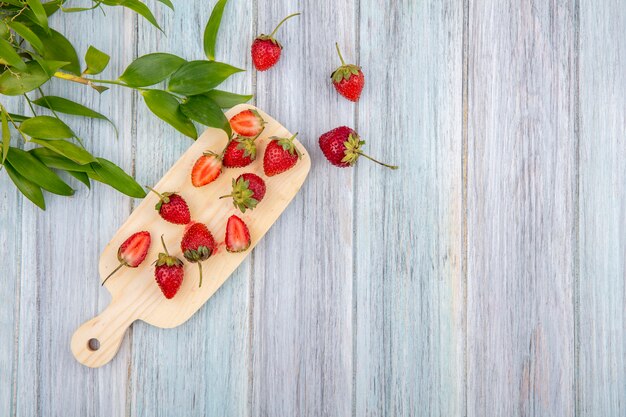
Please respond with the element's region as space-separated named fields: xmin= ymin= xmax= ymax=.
xmin=23 ymin=93 xmax=36 ymax=116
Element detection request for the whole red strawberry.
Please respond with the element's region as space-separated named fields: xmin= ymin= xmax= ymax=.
xmin=229 ymin=109 xmax=266 ymax=137
xmin=319 ymin=127 xmax=397 ymax=169
xmin=223 ymin=136 xmax=257 ymax=168
xmin=225 ymin=215 xmax=251 ymax=253
xmin=263 ymin=133 xmax=301 ymax=176
xmin=191 ymin=151 xmax=222 ymax=187
xmin=147 ymin=187 xmax=191 ymax=225
xmin=102 ymin=231 xmax=151 ymax=285
xmin=251 ymin=12 xmax=301 ymax=71
xmin=154 ymin=236 xmax=184 ymax=299
xmin=181 ymin=222 xmax=216 ymax=287
xmin=331 ymin=43 xmax=365 ymax=102
xmin=220 ymin=173 xmax=266 ymax=213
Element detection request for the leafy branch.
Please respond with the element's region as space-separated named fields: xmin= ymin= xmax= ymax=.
xmin=0 ymin=0 xmax=253 ymax=210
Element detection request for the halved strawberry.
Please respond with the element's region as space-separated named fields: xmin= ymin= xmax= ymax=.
xmin=229 ymin=109 xmax=265 ymax=137
xmin=102 ymin=231 xmax=151 ymax=285
xmin=225 ymin=215 xmax=251 ymax=252
xmin=191 ymin=151 xmax=222 ymax=187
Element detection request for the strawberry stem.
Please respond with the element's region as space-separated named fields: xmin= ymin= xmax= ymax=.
xmin=269 ymin=12 xmax=301 ymax=37
xmin=160 ymin=235 xmax=170 ymax=256
xmin=335 ymin=42 xmax=346 ymax=66
xmin=101 ymin=263 xmax=125 ymax=286
xmin=198 ymin=263 xmax=203 ymax=287
xmin=357 ymin=151 xmax=399 ymax=169
xmin=218 ymin=193 xmax=232 ymax=200
xmin=146 ymin=186 xmax=163 ymax=200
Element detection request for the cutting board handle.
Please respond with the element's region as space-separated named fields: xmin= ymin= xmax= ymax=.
xmin=71 ymin=301 xmax=135 ymax=368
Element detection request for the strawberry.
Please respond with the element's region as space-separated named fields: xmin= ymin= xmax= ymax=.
xmin=102 ymin=231 xmax=151 ymax=285
xmin=263 ymin=133 xmax=301 ymax=176
xmin=319 ymin=126 xmax=398 ymax=169
xmin=225 ymin=215 xmax=251 ymax=253
xmin=181 ymin=222 xmax=216 ymax=287
xmin=222 ymin=136 xmax=257 ymax=168
xmin=251 ymin=12 xmax=301 ymax=71
xmin=191 ymin=151 xmax=222 ymax=187
xmin=147 ymin=187 xmax=191 ymax=225
xmin=220 ymin=173 xmax=266 ymax=213
xmin=331 ymin=43 xmax=365 ymax=102
xmin=154 ymin=236 xmax=184 ymax=299
xmin=229 ymin=109 xmax=266 ymax=137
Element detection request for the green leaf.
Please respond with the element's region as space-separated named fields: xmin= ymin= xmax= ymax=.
xmin=43 ymin=0 xmax=63 ymax=16
xmin=30 ymin=147 xmax=92 ymax=172
xmin=180 ymin=95 xmax=230 ymax=136
xmin=0 ymin=61 xmax=50 ymax=95
xmin=6 ymin=147 xmax=73 ymax=195
xmin=4 ymin=161 xmax=45 ymax=209
xmin=68 ymin=170 xmax=90 ymax=188
xmin=121 ymin=0 xmax=161 ymax=30
xmin=156 ymin=0 xmax=174 ymax=9
xmin=1 ymin=108 xmax=10 ymax=164
xmin=26 ymin=0 xmax=49 ymax=32
xmin=87 ymin=157 xmax=146 ymax=198
xmin=168 ymin=61 xmax=243 ymax=96
xmin=8 ymin=113 xmax=29 ymax=123
xmin=141 ymin=90 xmax=197 ymax=139
xmin=119 ymin=53 xmax=185 ymax=87
xmin=203 ymin=0 xmax=229 ymax=61
xmin=32 ymin=96 xmax=116 ymax=134
xmin=31 ymin=57 xmax=70 ymax=77
xmin=30 ymin=27 xmax=80 ymax=75
xmin=30 ymin=138 xmax=96 ymax=165
xmin=84 ymin=45 xmax=110 ymax=75
xmin=20 ymin=115 xmax=74 ymax=139
xmin=7 ymin=20 xmax=44 ymax=53
xmin=0 ymin=38 xmax=27 ymax=71
xmin=203 ymin=89 xmax=253 ymax=109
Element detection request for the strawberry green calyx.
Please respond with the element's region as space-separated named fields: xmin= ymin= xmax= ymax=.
xmin=146 ymin=186 xmax=174 ymax=211
xmin=272 ymin=132 xmax=301 ymax=157
xmin=156 ymin=235 xmax=183 ymax=268
xmin=183 ymin=246 xmax=211 ymax=287
xmin=332 ymin=43 xmax=361 ymax=83
xmin=342 ymin=133 xmax=398 ymax=169
xmin=219 ymin=177 xmax=259 ymax=212
xmin=235 ymin=137 xmax=258 ymax=159
xmin=257 ymin=12 xmax=301 ymax=45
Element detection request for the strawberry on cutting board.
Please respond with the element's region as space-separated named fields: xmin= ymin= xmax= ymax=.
xmin=154 ymin=236 xmax=185 ymax=299
xmin=223 ymin=136 xmax=257 ymax=168
xmin=181 ymin=222 xmax=216 ymax=287
xmin=263 ymin=133 xmax=301 ymax=176
xmin=102 ymin=231 xmax=151 ymax=285
xmin=225 ymin=215 xmax=251 ymax=253
xmin=331 ymin=43 xmax=365 ymax=102
xmin=191 ymin=151 xmax=222 ymax=187
xmin=147 ymin=187 xmax=191 ymax=225
xmin=229 ymin=109 xmax=266 ymax=137
xmin=220 ymin=173 xmax=266 ymax=213
xmin=251 ymin=12 xmax=301 ymax=71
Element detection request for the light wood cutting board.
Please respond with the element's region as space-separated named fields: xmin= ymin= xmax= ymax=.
xmin=71 ymin=104 xmax=310 ymax=368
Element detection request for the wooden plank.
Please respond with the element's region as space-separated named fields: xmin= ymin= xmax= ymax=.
xmin=0 ymin=96 xmax=24 ymax=417
xmin=250 ymin=1 xmax=356 ymax=416
xmin=130 ymin=1 xmax=254 ymax=416
xmin=578 ymin=1 xmax=626 ymax=415
xmin=13 ymin=7 xmax=137 ymax=417
xmin=466 ymin=2 xmax=576 ymax=416
xmin=353 ymin=1 xmax=464 ymax=416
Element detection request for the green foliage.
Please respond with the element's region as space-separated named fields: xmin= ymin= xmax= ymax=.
xmin=0 ymin=0 xmax=249 ymax=210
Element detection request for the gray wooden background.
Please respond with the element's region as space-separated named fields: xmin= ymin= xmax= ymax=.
xmin=1 ymin=0 xmax=625 ymax=416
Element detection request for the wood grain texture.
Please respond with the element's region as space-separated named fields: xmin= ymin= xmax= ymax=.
xmin=12 ymin=7 xmax=137 ymax=417
xmin=130 ymin=2 xmax=255 ymax=416
xmin=466 ymin=1 xmax=576 ymax=416
xmin=353 ymin=1 xmax=464 ymax=417
xmin=250 ymin=1 xmax=356 ymax=417
xmin=578 ymin=1 xmax=626 ymax=415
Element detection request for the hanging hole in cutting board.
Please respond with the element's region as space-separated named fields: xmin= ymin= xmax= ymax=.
xmin=87 ymin=338 xmax=100 ymax=351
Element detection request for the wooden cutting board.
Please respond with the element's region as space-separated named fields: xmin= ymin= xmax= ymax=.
xmin=71 ymin=104 xmax=310 ymax=368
